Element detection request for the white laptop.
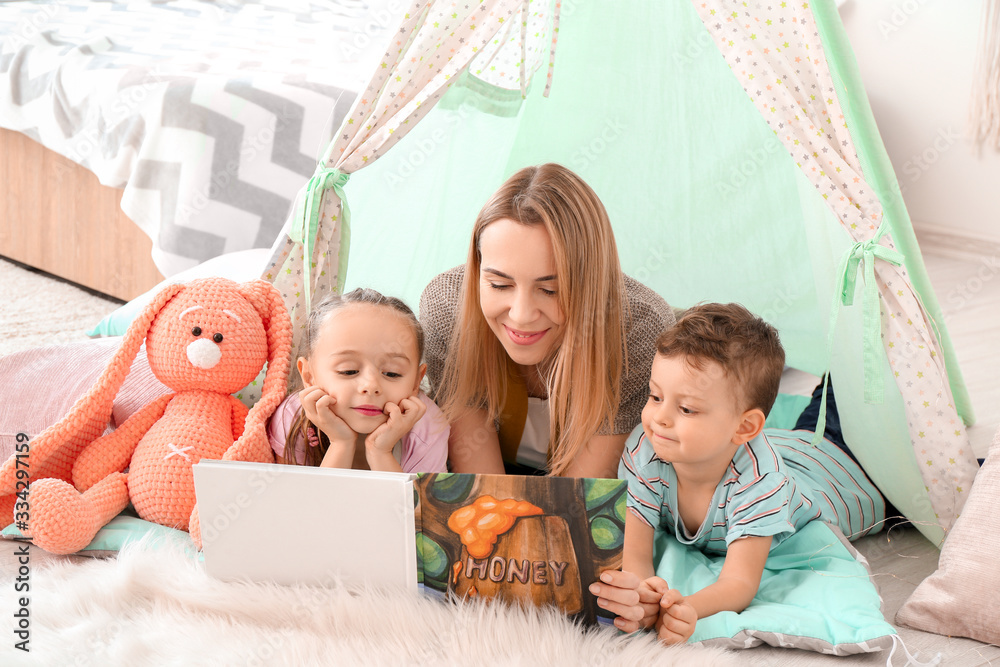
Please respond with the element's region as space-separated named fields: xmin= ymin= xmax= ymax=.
xmin=192 ymin=460 xmax=417 ymax=593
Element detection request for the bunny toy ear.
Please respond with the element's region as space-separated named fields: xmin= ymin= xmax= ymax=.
xmin=222 ymin=280 xmax=293 ymax=463
xmin=0 ymin=282 xmax=186 ymax=505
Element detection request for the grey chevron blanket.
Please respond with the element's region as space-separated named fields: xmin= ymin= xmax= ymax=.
xmin=0 ymin=0 xmax=393 ymax=276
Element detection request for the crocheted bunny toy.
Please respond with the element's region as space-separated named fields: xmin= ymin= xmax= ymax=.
xmin=0 ymin=278 xmax=292 ymax=554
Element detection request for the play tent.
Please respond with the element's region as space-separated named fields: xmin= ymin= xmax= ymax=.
xmin=261 ymin=0 xmax=979 ymax=545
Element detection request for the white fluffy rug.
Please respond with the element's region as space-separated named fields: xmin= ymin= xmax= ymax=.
xmin=0 ymin=540 xmax=739 ymax=667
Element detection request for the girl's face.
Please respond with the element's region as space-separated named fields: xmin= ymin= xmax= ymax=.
xmin=298 ymin=303 xmax=426 ymax=435
xmin=478 ymin=218 xmax=566 ymax=368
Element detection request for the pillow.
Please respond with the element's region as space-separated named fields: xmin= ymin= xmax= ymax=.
xmin=896 ymin=426 xmax=1000 ymax=644
xmin=0 ymin=338 xmax=170 ymax=463
xmin=87 ymin=248 xmax=271 ymax=337
xmin=1 ymin=513 xmax=194 ymax=558
xmin=654 ymin=520 xmax=895 ymax=654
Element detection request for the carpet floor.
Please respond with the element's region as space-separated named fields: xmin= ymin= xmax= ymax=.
xmin=0 ymin=258 xmax=120 ymax=357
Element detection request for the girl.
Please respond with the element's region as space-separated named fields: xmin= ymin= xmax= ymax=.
xmin=419 ymin=164 xmax=676 ymax=478
xmin=268 ymin=288 xmax=448 ymax=473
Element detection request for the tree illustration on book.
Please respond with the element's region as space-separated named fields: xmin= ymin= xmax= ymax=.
xmin=414 ymin=473 xmax=626 ymax=626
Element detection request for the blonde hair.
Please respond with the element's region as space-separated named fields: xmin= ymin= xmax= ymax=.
xmin=284 ymin=288 xmax=424 ymax=466
xmin=437 ymin=164 xmax=627 ymax=475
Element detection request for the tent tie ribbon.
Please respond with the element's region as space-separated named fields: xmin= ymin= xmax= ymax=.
xmin=289 ymin=166 xmax=351 ymax=310
xmin=812 ymin=232 xmax=905 ymax=446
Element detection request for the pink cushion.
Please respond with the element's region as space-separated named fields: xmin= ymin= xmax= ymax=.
xmin=0 ymin=338 xmax=170 ymax=463
xmin=896 ymin=426 xmax=1000 ymax=644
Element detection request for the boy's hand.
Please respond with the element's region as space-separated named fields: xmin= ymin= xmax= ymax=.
xmin=366 ymin=394 xmax=426 ymax=454
xmin=636 ymin=577 xmax=671 ymax=630
xmin=299 ymin=386 xmax=356 ymax=446
xmin=589 ymin=571 xmax=667 ymax=632
xmin=656 ymin=589 xmax=697 ymax=644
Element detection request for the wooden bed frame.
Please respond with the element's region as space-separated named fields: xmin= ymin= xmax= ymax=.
xmin=0 ymin=128 xmax=165 ymax=302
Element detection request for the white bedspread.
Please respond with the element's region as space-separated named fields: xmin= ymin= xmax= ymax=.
xmin=0 ymin=0 xmax=395 ymax=276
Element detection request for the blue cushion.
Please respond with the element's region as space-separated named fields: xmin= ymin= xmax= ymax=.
xmin=2 ymin=514 xmax=194 ymax=556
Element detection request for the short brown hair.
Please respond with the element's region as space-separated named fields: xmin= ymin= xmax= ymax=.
xmin=655 ymin=303 xmax=784 ymax=415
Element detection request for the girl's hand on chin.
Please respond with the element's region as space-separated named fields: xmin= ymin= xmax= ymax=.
xmin=366 ymin=393 xmax=426 ymax=454
xmin=299 ymin=385 xmax=355 ymax=445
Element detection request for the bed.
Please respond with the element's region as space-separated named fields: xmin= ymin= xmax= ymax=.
xmin=0 ymin=0 xmax=391 ymax=300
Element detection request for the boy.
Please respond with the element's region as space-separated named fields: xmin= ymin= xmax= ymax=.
xmin=590 ymin=303 xmax=884 ymax=643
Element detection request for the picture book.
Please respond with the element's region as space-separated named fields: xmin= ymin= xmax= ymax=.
xmin=413 ymin=473 xmax=626 ymax=626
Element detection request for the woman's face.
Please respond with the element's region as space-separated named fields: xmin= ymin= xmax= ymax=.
xmin=478 ymin=218 xmax=566 ymax=367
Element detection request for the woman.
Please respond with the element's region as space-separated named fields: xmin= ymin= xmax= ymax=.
xmin=419 ymin=164 xmax=675 ymax=478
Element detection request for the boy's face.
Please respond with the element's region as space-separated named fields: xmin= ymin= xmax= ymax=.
xmin=641 ymin=355 xmax=749 ymax=470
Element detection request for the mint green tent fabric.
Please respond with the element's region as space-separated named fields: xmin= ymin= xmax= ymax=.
xmin=345 ymin=1 xmax=830 ymax=372
xmin=812 ymin=1 xmax=973 ymax=425
xmin=765 ymin=394 xmax=813 ymax=431
xmin=297 ymin=0 xmax=971 ymax=544
xmin=689 ymin=2 xmax=978 ymax=534
xmin=654 ymin=520 xmax=896 ymax=652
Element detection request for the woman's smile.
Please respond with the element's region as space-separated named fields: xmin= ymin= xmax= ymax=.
xmin=504 ymin=325 xmax=549 ymax=346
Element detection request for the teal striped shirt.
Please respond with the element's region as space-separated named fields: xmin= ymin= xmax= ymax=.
xmin=619 ymin=427 xmax=885 ymax=554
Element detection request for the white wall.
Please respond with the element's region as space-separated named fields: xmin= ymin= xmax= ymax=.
xmin=840 ymin=0 xmax=1000 ymax=243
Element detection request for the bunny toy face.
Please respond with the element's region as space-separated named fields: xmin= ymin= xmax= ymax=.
xmin=146 ymin=281 xmax=269 ymax=395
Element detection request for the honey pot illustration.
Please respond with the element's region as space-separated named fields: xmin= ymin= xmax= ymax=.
xmin=446 ymin=494 xmax=584 ymax=614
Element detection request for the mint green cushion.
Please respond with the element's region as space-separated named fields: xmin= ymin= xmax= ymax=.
xmin=2 ymin=514 xmax=194 ymax=556
xmin=654 ymin=520 xmax=895 ymax=654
